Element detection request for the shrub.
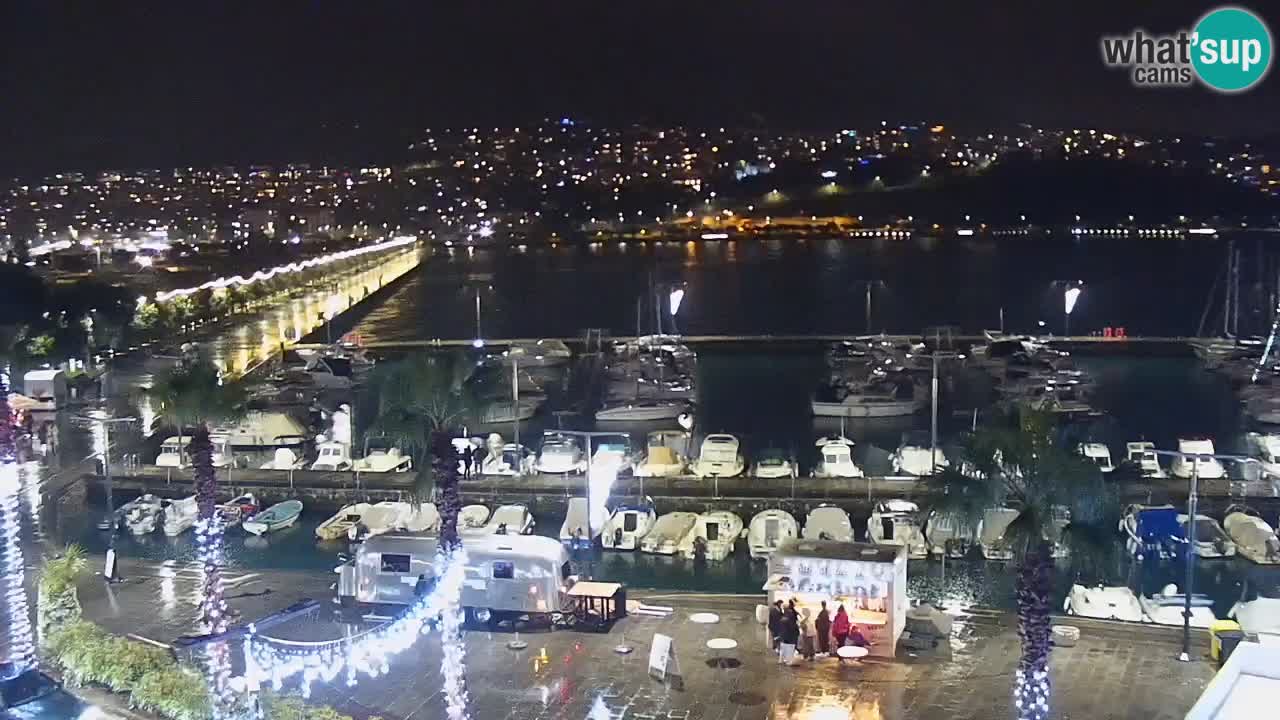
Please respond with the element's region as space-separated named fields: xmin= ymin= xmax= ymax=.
xmin=98 ymin=639 xmax=172 ymax=692
xmin=38 ymin=545 xmax=87 ymax=643
xmin=131 ymin=667 xmax=212 ymax=720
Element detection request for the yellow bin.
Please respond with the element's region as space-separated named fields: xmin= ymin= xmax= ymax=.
xmin=1210 ymin=619 xmax=1241 ymax=662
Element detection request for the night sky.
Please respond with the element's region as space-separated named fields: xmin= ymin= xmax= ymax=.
xmin=2 ymin=1 xmax=1278 ymax=172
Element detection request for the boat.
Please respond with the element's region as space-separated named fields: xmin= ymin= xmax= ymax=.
xmin=747 ymin=509 xmax=799 ymax=559
xmin=352 ymin=442 xmax=414 ymax=473
xmin=393 ymin=502 xmax=440 ymax=534
xmin=155 ymin=435 xmax=232 ymax=468
xmin=310 ymin=441 xmax=352 ymax=471
xmin=260 ymin=447 xmax=307 ymax=470
xmin=1064 ymin=584 xmax=1144 ymax=622
xmin=1119 ymin=504 xmax=1184 ymax=560
xmin=217 ymin=493 xmax=259 ymax=526
xmin=924 ymin=512 xmax=974 ymax=558
xmin=458 ymin=504 xmax=492 ymax=532
xmin=752 ymin=447 xmax=797 ymax=479
xmin=1139 ymin=585 xmax=1217 ymax=627
xmin=640 ymin=511 xmax=698 ymax=555
xmin=632 ymin=431 xmax=690 ymax=477
xmin=1229 ymin=596 xmax=1280 ymax=636
xmin=477 ymin=398 xmax=542 ymax=425
xmin=801 ymin=505 xmax=854 ymax=543
xmin=812 ymin=436 xmax=863 ymax=478
xmin=534 ymin=432 xmax=588 ymax=474
xmin=978 ymin=508 xmax=1021 ymax=561
xmin=276 ymin=356 xmax=355 ymax=390
xmin=590 ymin=436 xmax=634 ymax=469
xmin=890 ymin=432 xmax=949 ymax=476
xmin=811 ymin=379 xmax=924 ymax=418
xmin=601 ymin=506 xmax=656 ymax=550
xmin=481 ymin=443 xmax=535 ymax=476
xmin=677 ymin=511 xmax=743 ymax=561
xmin=1169 ymin=438 xmax=1226 ymax=479
xmin=595 ymin=399 xmax=691 ymax=422
xmin=559 ymin=497 xmax=600 ymax=549
xmin=315 ymin=502 xmax=406 ymax=541
xmin=1245 ymin=432 xmax=1280 ymax=479
xmin=1078 ymin=443 xmax=1114 ymax=473
xmin=1178 ymin=513 xmax=1236 ymax=558
xmin=160 ymin=495 xmax=198 ymax=536
xmin=1124 ymin=442 xmax=1166 ymax=478
xmin=243 ymin=500 xmax=303 ymax=536
xmin=866 ymin=500 xmax=928 ymax=559
xmin=470 ymin=504 xmax=535 ymax=536
xmin=211 ymin=412 xmax=309 ymax=449
xmin=1223 ymin=506 xmax=1280 ymax=564
xmin=120 ymin=494 xmax=163 ymax=535
xmin=689 ymin=434 xmax=745 ymax=478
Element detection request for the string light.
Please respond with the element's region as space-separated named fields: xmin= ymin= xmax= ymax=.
xmin=1 ymin=461 xmax=34 ymax=680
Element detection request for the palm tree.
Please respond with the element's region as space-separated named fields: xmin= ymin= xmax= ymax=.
xmin=933 ymin=409 xmax=1119 ymax=720
xmin=144 ymin=360 xmax=245 ymax=633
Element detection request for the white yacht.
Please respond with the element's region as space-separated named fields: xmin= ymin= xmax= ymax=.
xmin=677 ymin=511 xmax=743 ymax=561
xmin=752 ymin=448 xmax=797 ymax=479
xmin=811 ymin=381 xmax=924 ymax=418
xmin=534 ymin=432 xmax=588 ymax=474
xmin=640 ymin=511 xmax=699 ymax=555
xmin=1064 ymin=584 xmax=1144 ymax=622
xmin=1139 ymin=585 xmax=1217 ymax=628
xmin=1223 ymin=507 xmax=1280 ymax=564
xmin=211 ymin=411 xmax=309 ymax=450
xmin=1178 ymin=513 xmax=1236 ymax=558
xmin=812 ymin=436 xmax=864 ymax=478
xmin=596 ymin=399 xmax=690 ymax=422
xmin=155 ymin=435 xmax=232 ymax=468
xmin=1169 ymin=438 xmax=1226 ymax=479
xmin=689 ymin=434 xmax=745 ymax=478
xmin=458 ymin=504 xmax=492 ymax=533
xmin=468 ymin=504 xmax=534 ymax=536
xmin=924 ymin=512 xmax=973 ymax=558
xmin=1078 ymin=443 xmax=1114 ymax=473
xmin=891 ymin=432 xmax=949 ymax=476
xmin=1245 ymin=432 xmax=1280 ymax=479
xmin=747 ymin=509 xmax=799 ymax=559
xmin=1125 ymin=442 xmax=1166 ymax=478
xmin=978 ymin=508 xmax=1021 ymax=561
xmin=632 ymin=431 xmax=690 ymax=478
xmin=866 ymin=500 xmax=928 ymax=559
xmin=160 ymin=495 xmax=198 ymax=536
xmin=601 ymin=506 xmax=657 ymax=550
xmin=801 ymin=505 xmax=854 ymax=543
xmin=481 ymin=443 xmax=535 ymax=476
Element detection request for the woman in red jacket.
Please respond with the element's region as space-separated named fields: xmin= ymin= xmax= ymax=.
xmin=831 ymin=605 xmax=851 ymax=659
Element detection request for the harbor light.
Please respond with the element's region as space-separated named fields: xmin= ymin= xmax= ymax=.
xmin=669 ymin=288 xmax=685 ymax=316
xmin=1064 ymin=286 xmax=1082 ymax=315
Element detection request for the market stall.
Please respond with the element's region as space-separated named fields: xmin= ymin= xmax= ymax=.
xmin=764 ymin=539 xmax=907 ymax=658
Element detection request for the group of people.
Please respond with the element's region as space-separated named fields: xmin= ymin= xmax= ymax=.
xmin=768 ymin=599 xmax=869 ymax=665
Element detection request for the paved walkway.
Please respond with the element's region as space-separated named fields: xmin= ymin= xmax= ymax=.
xmin=72 ymin=564 xmax=1215 ymax=720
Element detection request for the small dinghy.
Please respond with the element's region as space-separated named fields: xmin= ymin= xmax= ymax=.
xmin=160 ymin=496 xmax=198 ymax=537
xmin=243 ymin=500 xmax=303 ymax=536
xmin=217 ymin=493 xmax=258 ymax=526
xmin=867 ymin=500 xmax=928 ymax=559
xmin=678 ymin=511 xmax=743 ymax=561
xmin=1223 ymin=506 xmax=1280 ymax=564
xmin=802 ymin=505 xmax=854 ymax=543
xmin=747 ymin=509 xmax=798 ymax=559
xmin=601 ymin=506 xmax=656 ymax=551
xmin=458 ymin=504 xmax=492 ymax=533
xmin=1140 ymin=584 xmax=1217 ymax=628
xmin=316 ymin=503 xmax=374 ymax=541
xmin=640 ymin=511 xmax=698 ymax=555
xmin=1064 ymin=584 xmax=1143 ymax=623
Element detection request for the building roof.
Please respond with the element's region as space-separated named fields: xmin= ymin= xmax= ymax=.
xmin=773 ymin=538 xmax=904 ymax=564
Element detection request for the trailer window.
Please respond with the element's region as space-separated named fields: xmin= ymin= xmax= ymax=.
xmin=492 ymin=561 xmax=514 ymax=579
xmin=380 ymin=553 xmax=411 ymax=573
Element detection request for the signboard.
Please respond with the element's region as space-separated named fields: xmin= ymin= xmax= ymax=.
xmin=647 ymin=633 xmax=681 ymax=686
xmin=104 ymin=548 xmax=117 ymax=581
xmin=773 ymin=555 xmax=892 ymax=598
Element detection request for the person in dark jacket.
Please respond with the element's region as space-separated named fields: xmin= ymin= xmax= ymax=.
xmin=779 ymin=600 xmax=801 ymax=664
xmin=815 ymin=601 xmax=832 ymax=656
xmin=767 ymin=600 xmax=784 ymax=652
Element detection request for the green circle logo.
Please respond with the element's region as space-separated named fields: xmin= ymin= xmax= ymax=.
xmin=1192 ymin=6 xmax=1272 ymax=92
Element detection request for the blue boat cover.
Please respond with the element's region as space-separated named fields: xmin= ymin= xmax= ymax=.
xmin=1136 ymin=507 xmax=1183 ymax=544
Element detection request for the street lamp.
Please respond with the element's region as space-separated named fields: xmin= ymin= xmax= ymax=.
xmin=75 ymin=412 xmax=136 ymax=583
xmin=1063 ymin=282 xmax=1083 ymax=338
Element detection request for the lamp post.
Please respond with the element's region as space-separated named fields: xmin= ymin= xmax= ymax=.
xmin=76 ymin=413 xmax=136 ymax=583
xmin=1062 ymin=282 xmax=1083 ymax=338
xmin=1150 ymin=449 xmax=1258 ymax=661
xmin=508 ymin=347 xmax=524 ymax=453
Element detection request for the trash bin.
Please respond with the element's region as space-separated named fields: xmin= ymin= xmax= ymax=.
xmin=1217 ymin=630 xmax=1246 ymax=667
xmin=1210 ymin=619 xmax=1242 ymax=662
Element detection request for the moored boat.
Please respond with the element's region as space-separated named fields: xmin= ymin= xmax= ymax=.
xmin=747 ymin=509 xmax=799 ymax=559
xmin=867 ymin=500 xmax=928 ymax=559
xmin=160 ymin=495 xmax=198 ymax=536
xmin=1064 ymin=584 xmax=1144 ymax=622
xmin=801 ymin=505 xmax=854 ymax=543
xmin=243 ymin=500 xmax=303 ymax=536
xmin=601 ymin=506 xmax=656 ymax=551
xmin=640 ymin=511 xmax=698 ymax=555
xmin=677 ymin=511 xmax=743 ymax=561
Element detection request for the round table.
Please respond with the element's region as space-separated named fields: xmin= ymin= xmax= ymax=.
xmin=689 ymin=612 xmax=720 ymax=624
xmin=707 ymin=638 xmax=738 ymax=668
xmin=836 ymin=645 xmax=869 ymax=661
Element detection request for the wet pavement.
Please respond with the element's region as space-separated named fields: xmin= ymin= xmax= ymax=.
xmin=71 ymin=562 xmax=1216 ymax=720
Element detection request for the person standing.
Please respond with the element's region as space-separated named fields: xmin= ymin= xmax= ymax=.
xmin=832 ymin=605 xmax=851 ymax=661
xmin=767 ymin=600 xmax=784 ymax=652
xmin=799 ymin=608 xmax=816 ymax=660
xmin=815 ymin=601 xmax=832 ymax=657
xmin=779 ymin=601 xmax=800 ymax=665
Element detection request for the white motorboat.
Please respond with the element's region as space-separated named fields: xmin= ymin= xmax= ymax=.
xmin=632 ymin=431 xmax=690 ymax=477
xmin=601 ymin=506 xmax=656 ymax=550
xmin=1245 ymin=432 xmax=1280 ymax=479
xmin=211 ymin=411 xmax=309 ymax=449
xmin=812 ymin=436 xmax=864 ymax=478
xmin=281 ymin=356 xmax=354 ymax=390
xmin=1140 ymin=585 xmax=1217 ymax=628
xmin=1178 ymin=513 xmax=1236 ymax=558
xmin=217 ymin=493 xmax=259 ymax=526
xmin=155 ymin=435 xmax=232 ymax=468
xmin=689 ymin=434 xmax=745 ymax=478
xmin=260 ymin=447 xmax=307 ymax=470
xmin=978 ymin=508 xmax=1021 ymax=561
xmin=747 ymin=509 xmax=799 ymax=559
xmin=1223 ymin=507 xmax=1280 ymax=564
xmin=891 ymin=432 xmax=949 ymax=476
xmin=471 ymin=504 xmax=535 ymax=535
xmin=160 ymin=495 xmax=198 ymax=536
xmin=596 ymin=399 xmax=690 ymax=422
xmin=397 ymin=502 xmax=440 ymax=533
xmin=1169 ymin=438 xmax=1226 ymax=479
xmin=752 ymin=448 xmax=797 ymax=479
xmin=499 ymin=339 xmax=573 ymax=368
xmin=811 ymin=381 xmax=924 ymax=418
xmin=458 ymin=504 xmax=492 ymax=532
xmin=1078 ymin=443 xmax=1114 ymax=473
xmin=559 ymin=497 xmax=602 ymax=548
xmin=1124 ymin=441 xmax=1166 ymax=478
xmin=478 ymin=398 xmax=542 ymax=425
xmin=120 ymin=494 xmax=163 ymax=535
xmin=1229 ymin=596 xmax=1280 ymax=637
xmin=1064 ymin=584 xmax=1144 ymax=622
xmin=534 ymin=432 xmax=588 ymax=474
xmin=480 ymin=443 xmax=535 ymax=476
xmin=311 ymin=441 xmax=352 ymax=471
xmin=353 ymin=445 xmax=413 ymax=473
xmin=801 ymin=505 xmax=854 ymax=543
xmin=640 ymin=511 xmax=698 ymax=555
xmin=677 ymin=511 xmax=743 ymax=561
xmin=242 ymin=500 xmax=303 ymax=536
xmin=924 ymin=512 xmax=974 ymax=558
xmin=867 ymin=500 xmax=928 ymax=559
